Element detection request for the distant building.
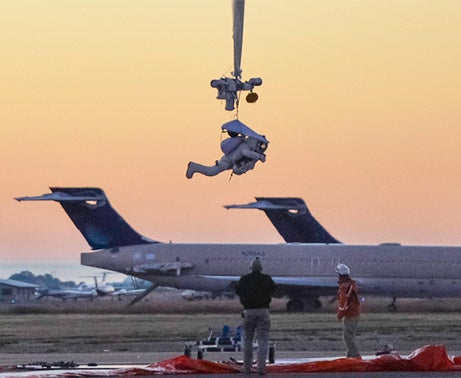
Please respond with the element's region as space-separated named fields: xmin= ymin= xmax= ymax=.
xmin=0 ymin=279 xmax=38 ymax=303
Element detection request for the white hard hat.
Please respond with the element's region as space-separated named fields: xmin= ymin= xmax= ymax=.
xmin=250 ymin=257 xmax=263 ymax=272
xmin=335 ymin=263 xmax=350 ymax=276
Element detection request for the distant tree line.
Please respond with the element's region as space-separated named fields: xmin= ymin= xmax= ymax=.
xmin=9 ymin=271 xmax=76 ymax=289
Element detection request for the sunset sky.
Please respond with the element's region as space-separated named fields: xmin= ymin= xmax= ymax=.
xmin=1 ymin=0 xmax=461 ymax=270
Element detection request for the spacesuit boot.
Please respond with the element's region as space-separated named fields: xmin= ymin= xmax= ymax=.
xmin=186 ymin=162 xmax=198 ymax=179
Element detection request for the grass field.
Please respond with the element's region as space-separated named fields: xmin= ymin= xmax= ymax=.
xmin=1 ymin=295 xmax=461 ymax=355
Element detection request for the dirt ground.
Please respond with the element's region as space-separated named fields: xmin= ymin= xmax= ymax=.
xmin=1 ymin=292 xmax=461 ymax=367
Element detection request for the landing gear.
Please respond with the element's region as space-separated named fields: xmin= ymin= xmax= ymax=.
xmin=286 ymin=297 xmax=322 ymax=312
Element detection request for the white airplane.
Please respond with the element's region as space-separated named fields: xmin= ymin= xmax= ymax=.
xmin=79 ymin=273 xmax=116 ymax=297
xmin=35 ymin=284 xmax=97 ymax=301
xmin=16 ymin=187 xmax=461 ymax=311
xmin=35 ymin=273 xmax=115 ymax=301
xmin=112 ymin=278 xmax=150 ymax=300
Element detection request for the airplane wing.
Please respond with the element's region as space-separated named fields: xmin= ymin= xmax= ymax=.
xmin=200 ymin=275 xmax=338 ymax=298
xmin=114 ymin=288 xmax=146 ymax=296
xmin=271 ymin=277 xmax=338 ymax=287
xmin=201 ymin=275 xmax=337 ymax=287
xmin=225 ymin=197 xmax=341 ymax=244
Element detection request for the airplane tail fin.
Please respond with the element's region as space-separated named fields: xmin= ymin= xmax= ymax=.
xmin=225 ymin=197 xmax=340 ymax=244
xmin=15 ymin=187 xmax=158 ymax=249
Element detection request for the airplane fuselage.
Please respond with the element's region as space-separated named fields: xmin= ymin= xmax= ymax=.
xmin=17 ymin=187 xmax=461 ymax=309
xmin=82 ymin=242 xmax=461 ymax=299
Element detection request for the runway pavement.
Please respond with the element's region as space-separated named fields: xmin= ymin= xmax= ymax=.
xmin=1 ymin=350 xmax=461 ymax=377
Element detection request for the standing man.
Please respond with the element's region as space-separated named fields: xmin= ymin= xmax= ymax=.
xmin=336 ymin=263 xmax=361 ymax=358
xmin=236 ymin=257 xmax=277 ymax=375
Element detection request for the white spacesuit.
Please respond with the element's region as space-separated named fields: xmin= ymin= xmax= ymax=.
xmin=186 ymin=134 xmax=267 ymax=179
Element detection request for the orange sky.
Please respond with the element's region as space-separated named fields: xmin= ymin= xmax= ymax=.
xmin=1 ymin=0 xmax=461 ymax=265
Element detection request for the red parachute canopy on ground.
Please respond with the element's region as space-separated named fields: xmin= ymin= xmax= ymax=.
xmin=4 ymin=345 xmax=460 ymax=376
xmin=143 ymin=345 xmax=461 ymax=375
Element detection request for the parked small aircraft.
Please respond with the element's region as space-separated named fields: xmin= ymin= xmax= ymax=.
xmin=35 ymin=284 xmax=97 ymax=301
xmin=112 ymin=277 xmax=150 ymax=300
xmin=35 ymin=273 xmax=115 ymax=301
xmin=16 ymin=187 xmax=461 ymax=311
xmin=78 ymin=274 xmax=115 ymax=297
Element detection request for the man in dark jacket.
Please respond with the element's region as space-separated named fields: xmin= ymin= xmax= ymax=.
xmin=236 ymin=257 xmax=277 ymax=375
